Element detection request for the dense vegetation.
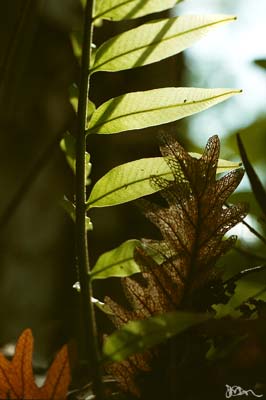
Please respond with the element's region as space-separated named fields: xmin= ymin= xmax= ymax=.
xmin=0 ymin=1 xmax=266 ymax=399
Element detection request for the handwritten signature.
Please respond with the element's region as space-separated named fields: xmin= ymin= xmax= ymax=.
xmin=225 ymin=384 xmax=263 ymax=398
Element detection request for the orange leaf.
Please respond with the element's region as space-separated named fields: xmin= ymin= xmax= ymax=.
xmin=0 ymin=329 xmax=71 ymax=400
xmin=38 ymin=345 xmax=71 ymax=400
xmin=9 ymin=329 xmax=37 ymax=398
xmin=0 ymin=353 xmax=11 ymax=398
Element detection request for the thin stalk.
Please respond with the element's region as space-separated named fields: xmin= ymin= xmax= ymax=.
xmin=224 ymin=264 xmax=266 ymax=287
xmin=75 ymin=1 xmax=104 ymax=399
xmin=232 ymin=246 xmax=266 ymax=262
xmin=225 ymin=203 xmax=266 ymax=245
xmin=241 ymin=218 xmax=266 ymax=245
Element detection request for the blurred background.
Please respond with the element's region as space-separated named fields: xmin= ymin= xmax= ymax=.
xmin=0 ymin=0 xmax=265 ymax=383
xmin=176 ymin=0 xmax=266 ymax=280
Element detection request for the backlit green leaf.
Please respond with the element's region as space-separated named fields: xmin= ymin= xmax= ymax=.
xmin=94 ymin=0 xmax=179 ymax=21
xmin=87 ymin=157 xmax=171 ymax=208
xmin=87 ymin=88 xmax=241 ymax=135
xmin=87 ymin=156 xmax=241 ymax=209
xmin=90 ymin=239 xmax=141 ymax=280
xmin=91 ymin=15 xmax=236 ymax=73
xmin=103 ymin=311 xmax=209 ymax=362
xmin=190 ymin=153 xmax=242 ymax=174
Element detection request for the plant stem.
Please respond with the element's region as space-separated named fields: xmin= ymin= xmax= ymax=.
xmin=241 ymin=219 xmax=266 ymax=245
xmin=76 ymin=1 xmax=104 ymax=399
xmin=225 ymin=203 xmax=266 ymax=245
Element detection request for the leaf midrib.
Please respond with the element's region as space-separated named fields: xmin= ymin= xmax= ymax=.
xmin=87 ymin=171 xmax=173 ymax=207
xmin=91 ymin=255 xmax=138 ymax=278
xmin=88 ymin=90 xmax=240 ymax=133
xmin=92 ymin=17 xmax=235 ymax=72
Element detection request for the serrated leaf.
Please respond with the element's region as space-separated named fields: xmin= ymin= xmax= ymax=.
xmin=103 ymin=135 xmax=246 ymax=395
xmin=0 ymin=329 xmax=71 ymax=399
xmin=103 ymin=311 xmax=209 ymax=362
xmin=94 ymin=0 xmax=179 ymax=21
xmin=91 ymin=15 xmax=236 ymax=73
xmin=91 ymin=240 xmax=141 ymax=280
xmin=87 ymin=156 xmax=241 ymax=208
xmin=87 ymin=88 xmax=241 ymax=135
xmin=39 ymin=345 xmax=70 ymax=400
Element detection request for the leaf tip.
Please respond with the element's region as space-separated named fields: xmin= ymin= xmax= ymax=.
xmin=20 ymin=328 xmax=33 ymax=341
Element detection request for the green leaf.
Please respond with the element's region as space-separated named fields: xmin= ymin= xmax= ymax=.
xmin=91 ymin=15 xmax=236 ymax=73
xmin=70 ymin=96 xmax=78 ymax=113
xmin=88 ymin=99 xmax=96 ymax=119
xmin=61 ymin=196 xmax=93 ymax=231
xmin=87 ymin=88 xmax=241 ymax=135
xmin=87 ymin=157 xmax=170 ymax=208
xmin=87 ymin=156 xmax=241 ymax=208
xmin=70 ymin=33 xmax=82 ymax=59
xmin=94 ymin=0 xmax=179 ymax=21
xmin=103 ymin=311 xmax=209 ymax=362
xmin=190 ymin=153 xmax=242 ymax=174
xmin=60 ymin=133 xmax=76 ymax=172
xmin=68 ymin=83 xmax=96 ymax=123
xmin=90 ymin=239 xmax=141 ymax=280
xmin=60 ymin=132 xmax=92 ymax=184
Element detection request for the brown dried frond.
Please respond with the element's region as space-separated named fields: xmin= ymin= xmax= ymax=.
xmin=138 ymin=135 xmax=247 ymax=305
xmin=105 ymin=135 xmax=248 ymax=396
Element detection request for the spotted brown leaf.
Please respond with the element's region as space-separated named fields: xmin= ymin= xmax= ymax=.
xmin=104 ymin=135 xmax=247 ymax=396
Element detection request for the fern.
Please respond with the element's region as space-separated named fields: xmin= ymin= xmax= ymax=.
xmin=104 ymin=135 xmax=247 ymax=397
xmin=62 ymin=0 xmax=245 ymax=397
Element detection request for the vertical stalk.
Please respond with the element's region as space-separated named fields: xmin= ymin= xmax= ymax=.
xmin=76 ymin=1 xmax=104 ymax=399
